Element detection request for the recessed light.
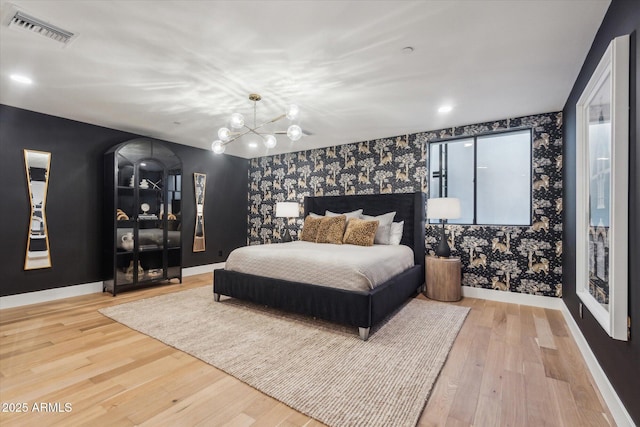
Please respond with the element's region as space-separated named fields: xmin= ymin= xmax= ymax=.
xmin=248 ymin=142 xmax=258 ymax=148
xmin=438 ymin=105 xmax=453 ymax=113
xmin=10 ymin=74 xmax=32 ymax=84
xmin=402 ymin=46 xmax=414 ymax=54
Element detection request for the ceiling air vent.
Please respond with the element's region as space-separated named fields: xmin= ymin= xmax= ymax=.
xmin=7 ymin=10 xmax=75 ymax=45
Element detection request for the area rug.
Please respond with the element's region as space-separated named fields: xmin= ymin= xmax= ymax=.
xmin=100 ymin=286 xmax=469 ymax=427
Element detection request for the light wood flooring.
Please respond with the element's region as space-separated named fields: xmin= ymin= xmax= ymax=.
xmin=0 ymin=274 xmax=614 ymax=426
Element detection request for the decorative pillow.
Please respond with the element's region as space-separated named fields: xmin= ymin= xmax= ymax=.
xmin=362 ymin=211 xmax=396 ymax=244
xmin=300 ymin=215 xmax=323 ymax=242
xmin=309 ymin=212 xmax=323 ymax=218
xmin=343 ymin=218 xmax=379 ymax=246
xmin=389 ymin=221 xmax=404 ymax=245
xmin=315 ymin=215 xmax=347 ymax=244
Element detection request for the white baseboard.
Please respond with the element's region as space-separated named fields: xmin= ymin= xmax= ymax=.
xmin=461 ymin=285 xmax=564 ymax=309
xmin=0 ymin=263 xmax=224 ymax=310
xmin=183 ymin=262 xmax=225 ymax=277
xmin=0 ymin=281 xmax=104 ymax=310
xmin=560 ymin=304 xmax=635 ymax=427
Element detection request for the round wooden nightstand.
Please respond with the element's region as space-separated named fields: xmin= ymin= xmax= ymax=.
xmin=425 ymin=255 xmax=462 ymax=302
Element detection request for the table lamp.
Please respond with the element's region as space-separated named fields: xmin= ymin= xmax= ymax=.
xmin=275 ymin=202 xmax=300 ymax=242
xmin=426 ymin=197 xmax=461 ymax=257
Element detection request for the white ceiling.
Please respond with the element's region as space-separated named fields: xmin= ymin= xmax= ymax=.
xmin=0 ymin=0 xmax=610 ymax=159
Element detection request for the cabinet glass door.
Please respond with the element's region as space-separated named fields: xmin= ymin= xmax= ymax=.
xmin=166 ymin=169 xmax=182 ymax=279
xmin=116 ymin=153 xmax=135 ymax=285
xmin=138 ymin=159 xmax=165 ymax=281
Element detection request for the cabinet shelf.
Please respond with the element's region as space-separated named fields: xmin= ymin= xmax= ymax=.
xmin=104 ymin=138 xmax=183 ymax=296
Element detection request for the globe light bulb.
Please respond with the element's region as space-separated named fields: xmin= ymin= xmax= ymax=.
xmin=217 ymin=127 xmax=231 ymax=141
xmin=211 ymin=140 xmax=225 ymax=154
xmin=287 ymin=124 xmax=302 ymax=141
xmin=229 ymin=113 xmax=244 ymax=129
xmin=263 ymin=134 xmax=277 ymax=149
xmin=286 ymin=104 xmax=300 ymax=120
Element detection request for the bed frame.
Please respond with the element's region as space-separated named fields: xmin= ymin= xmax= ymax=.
xmin=213 ymin=192 xmax=426 ymax=340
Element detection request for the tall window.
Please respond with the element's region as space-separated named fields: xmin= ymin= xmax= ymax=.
xmin=429 ymin=129 xmax=532 ymax=225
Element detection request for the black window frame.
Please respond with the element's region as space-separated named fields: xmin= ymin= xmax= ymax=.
xmin=428 ymin=127 xmax=533 ymax=226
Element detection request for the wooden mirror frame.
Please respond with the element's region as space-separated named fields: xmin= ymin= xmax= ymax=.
xmin=193 ymin=173 xmax=206 ymax=252
xmin=24 ymin=149 xmax=52 ymax=270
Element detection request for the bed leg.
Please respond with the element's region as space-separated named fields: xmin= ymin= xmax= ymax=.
xmin=358 ymin=327 xmax=370 ymax=341
xmin=214 ymin=293 xmax=220 ymax=302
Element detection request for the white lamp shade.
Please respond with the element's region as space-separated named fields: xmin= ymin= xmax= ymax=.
xmin=275 ymin=202 xmax=299 ymax=218
xmin=427 ymin=197 xmax=461 ymax=220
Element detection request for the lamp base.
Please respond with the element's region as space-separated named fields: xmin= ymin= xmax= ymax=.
xmin=282 ymin=229 xmax=292 ymax=243
xmin=434 ymin=223 xmax=451 ymax=258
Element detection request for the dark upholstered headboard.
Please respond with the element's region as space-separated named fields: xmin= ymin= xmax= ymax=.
xmin=303 ymin=192 xmax=425 ymax=266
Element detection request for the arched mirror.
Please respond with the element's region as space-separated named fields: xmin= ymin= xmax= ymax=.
xmin=193 ymin=173 xmax=206 ymax=252
xmin=24 ymin=149 xmax=52 ymax=270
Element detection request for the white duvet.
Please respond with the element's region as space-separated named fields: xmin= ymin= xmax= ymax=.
xmin=224 ymin=241 xmax=415 ymax=292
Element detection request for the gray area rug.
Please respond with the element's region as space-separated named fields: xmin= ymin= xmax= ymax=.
xmin=100 ymin=286 xmax=469 ymax=427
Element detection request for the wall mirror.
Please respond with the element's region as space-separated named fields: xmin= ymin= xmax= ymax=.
xmin=24 ymin=149 xmax=52 ymax=270
xmin=193 ymin=173 xmax=206 ymax=252
xmin=576 ymin=34 xmax=629 ymax=340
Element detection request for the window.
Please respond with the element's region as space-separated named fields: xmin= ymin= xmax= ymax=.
xmin=429 ymin=129 xmax=532 ymax=225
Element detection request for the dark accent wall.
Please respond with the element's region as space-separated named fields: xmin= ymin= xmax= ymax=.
xmin=248 ymin=112 xmax=563 ymax=298
xmin=0 ymin=105 xmax=248 ymax=297
xmin=562 ymin=0 xmax=639 ymax=423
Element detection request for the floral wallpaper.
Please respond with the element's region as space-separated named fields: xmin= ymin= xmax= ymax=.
xmin=248 ymin=112 xmax=563 ymax=298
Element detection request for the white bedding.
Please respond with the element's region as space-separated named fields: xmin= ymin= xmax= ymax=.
xmin=224 ymin=241 xmax=415 ymax=292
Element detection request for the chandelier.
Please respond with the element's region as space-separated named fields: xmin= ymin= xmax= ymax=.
xmin=211 ymin=93 xmax=302 ymax=154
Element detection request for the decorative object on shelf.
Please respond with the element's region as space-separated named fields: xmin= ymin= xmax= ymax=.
xmin=116 ymin=209 xmax=129 ymax=221
xmin=139 ymin=178 xmax=149 ymax=189
xmin=275 ymin=201 xmax=300 ymax=242
xmin=148 ymin=179 xmax=161 ymax=190
xmin=575 ymin=34 xmax=629 ymax=341
xmin=23 ymin=149 xmax=52 ymax=270
xmin=193 ymin=172 xmax=206 ymax=252
xmin=147 ymin=268 xmax=162 ymax=278
xmin=125 ymin=260 xmax=144 ymax=281
xmin=141 ymin=203 xmax=150 ymax=214
xmin=121 ymin=232 xmax=134 ymax=251
xmin=426 ymin=197 xmax=461 ymax=258
xmin=129 ymin=175 xmax=135 ymax=188
xmin=211 ymin=93 xmax=303 ymax=154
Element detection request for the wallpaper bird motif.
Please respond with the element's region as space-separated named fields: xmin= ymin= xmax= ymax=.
xmin=248 ymin=112 xmax=563 ymax=298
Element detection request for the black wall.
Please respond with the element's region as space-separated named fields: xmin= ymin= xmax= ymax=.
xmin=0 ymin=105 xmax=248 ymax=297
xmin=562 ymin=0 xmax=639 ymax=423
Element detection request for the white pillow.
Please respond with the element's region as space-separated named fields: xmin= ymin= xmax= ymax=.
xmin=389 ymin=221 xmax=404 ymax=245
xmin=325 ymin=209 xmax=363 ymax=224
xmin=362 ymin=211 xmax=396 ymax=244
xmin=309 ymin=212 xmax=324 ymax=218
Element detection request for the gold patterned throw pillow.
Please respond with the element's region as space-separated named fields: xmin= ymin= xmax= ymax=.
xmin=300 ymin=215 xmax=323 ymax=242
xmin=343 ymin=218 xmax=379 ymax=246
xmin=315 ymin=215 xmax=347 ymax=244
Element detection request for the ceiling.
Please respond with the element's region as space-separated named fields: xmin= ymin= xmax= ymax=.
xmin=0 ymin=0 xmax=610 ymax=159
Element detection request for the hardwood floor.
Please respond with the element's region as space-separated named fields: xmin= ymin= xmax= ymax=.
xmin=0 ymin=274 xmax=614 ymax=426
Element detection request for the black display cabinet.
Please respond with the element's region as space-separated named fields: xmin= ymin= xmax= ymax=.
xmin=103 ymin=138 xmax=182 ymax=295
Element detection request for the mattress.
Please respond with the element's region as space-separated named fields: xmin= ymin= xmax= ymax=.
xmin=224 ymin=241 xmax=415 ymax=292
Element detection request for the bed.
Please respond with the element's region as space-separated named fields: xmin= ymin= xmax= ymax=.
xmin=213 ymin=192 xmax=426 ymax=340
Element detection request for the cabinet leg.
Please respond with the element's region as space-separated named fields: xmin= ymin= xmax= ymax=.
xmin=214 ymin=293 xmax=220 ymax=302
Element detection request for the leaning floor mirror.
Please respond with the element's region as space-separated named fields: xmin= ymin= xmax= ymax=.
xmin=193 ymin=173 xmax=206 ymax=252
xmin=575 ymin=34 xmax=629 ymax=341
xmin=24 ymin=149 xmax=52 ymax=270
